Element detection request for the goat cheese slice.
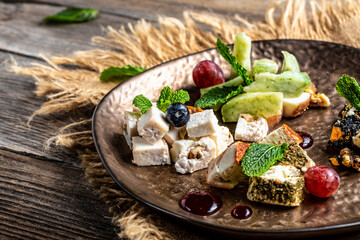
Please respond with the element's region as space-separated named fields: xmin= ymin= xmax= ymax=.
xmin=235 ymin=114 xmax=268 ymax=142
xmin=137 ymin=106 xmax=169 ymax=144
xmin=123 ymin=111 xmax=141 ymax=149
xmin=132 ymin=136 xmax=170 ymax=166
xmin=208 ymin=126 xmax=234 ymax=156
xmin=186 ymin=109 xmax=218 ymax=138
xmin=170 ymin=137 xmax=216 ymax=174
xmin=261 ymin=124 xmax=303 ymax=146
xmin=207 ymin=142 xmax=249 ymax=189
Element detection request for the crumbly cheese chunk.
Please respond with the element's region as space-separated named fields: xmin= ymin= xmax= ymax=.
xmin=170 ymin=137 xmax=216 ymax=174
xmin=186 ymin=110 xmax=218 ymax=138
xmin=353 ymin=130 xmax=360 ymax=148
xmin=123 ymin=111 xmax=141 ymax=149
xmin=137 ymin=106 xmax=169 ymax=144
xmin=208 ymin=126 xmax=234 ymax=156
xmin=164 ymin=126 xmax=183 ymax=146
xmin=132 ymin=136 xmax=170 ymax=166
xmin=247 ymin=165 xmax=304 ymax=207
xmin=235 ymin=114 xmax=268 ymax=142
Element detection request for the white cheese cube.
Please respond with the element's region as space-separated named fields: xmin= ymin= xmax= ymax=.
xmin=208 ymin=126 xmax=234 ymax=156
xmin=186 ymin=110 xmax=218 ymax=138
xmin=164 ymin=126 xmax=183 ymax=146
xmin=123 ymin=111 xmax=141 ymax=149
xmin=132 ymin=136 xmax=170 ymax=166
xmin=137 ymin=106 xmax=169 ymax=144
xmin=170 ymin=137 xmax=216 ymax=174
xmin=235 ymin=114 xmax=268 ymax=142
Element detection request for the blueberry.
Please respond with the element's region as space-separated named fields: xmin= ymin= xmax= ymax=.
xmin=166 ymin=103 xmax=190 ymax=127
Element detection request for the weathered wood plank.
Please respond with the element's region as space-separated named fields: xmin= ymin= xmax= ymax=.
xmin=0 ymin=52 xmax=90 ymax=165
xmin=0 ymin=2 xmax=137 ymax=57
xmin=0 ymin=149 xmax=116 ymax=240
xmin=5 ymin=0 xmax=276 ymax=22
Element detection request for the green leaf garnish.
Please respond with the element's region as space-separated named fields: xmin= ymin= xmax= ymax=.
xmin=194 ymin=85 xmax=244 ymax=109
xmin=216 ymin=38 xmax=253 ymax=86
xmin=133 ymin=94 xmax=152 ymax=114
xmin=336 ymin=74 xmax=360 ymax=111
xmin=100 ymin=65 xmax=146 ymax=83
xmin=241 ymin=143 xmax=288 ymax=177
xmin=156 ymin=87 xmax=190 ymax=112
xmin=43 ymin=7 xmax=99 ymax=23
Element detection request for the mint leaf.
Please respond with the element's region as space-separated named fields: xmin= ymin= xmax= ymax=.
xmin=241 ymin=143 xmax=288 ymax=177
xmin=156 ymin=87 xmax=190 ymax=112
xmin=156 ymin=86 xmax=172 ymax=112
xmin=170 ymin=89 xmax=190 ymax=104
xmin=194 ymin=85 xmax=244 ymax=109
xmin=100 ymin=65 xmax=146 ymax=83
xmin=336 ymin=74 xmax=360 ymax=111
xmin=133 ymin=94 xmax=152 ymax=114
xmin=216 ymin=38 xmax=253 ymax=86
xmin=43 ymin=7 xmax=99 ymax=23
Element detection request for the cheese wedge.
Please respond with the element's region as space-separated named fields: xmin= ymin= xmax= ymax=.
xmin=283 ymin=92 xmax=310 ymax=118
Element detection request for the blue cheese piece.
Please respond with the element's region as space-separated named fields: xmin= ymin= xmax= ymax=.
xmin=170 ymin=137 xmax=216 ymax=174
xmin=137 ymin=106 xmax=169 ymax=144
xmin=164 ymin=126 xmax=183 ymax=146
xmin=132 ymin=136 xmax=170 ymax=166
xmin=186 ymin=110 xmax=218 ymax=138
xmin=247 ymin=165 xmax=305 ymax=207
xmin=207 ymin=142 xmax=248 ymax=189
xmin=209 ymin=126 xmax=234 ymax=156
xmin=123 ymin=111 xmax=141 ymax=149
xmin=235 ymin=114 xmax=268 ymax=142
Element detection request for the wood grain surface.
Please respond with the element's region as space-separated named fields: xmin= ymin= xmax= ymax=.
xmin=0 ymin=0 xmax=359 ymax=239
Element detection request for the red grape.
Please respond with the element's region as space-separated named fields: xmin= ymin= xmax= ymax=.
xmin=192 ymin=60 xmax=225 ymax=88
xmin=304 ymin=165 xmax=340 ymax=198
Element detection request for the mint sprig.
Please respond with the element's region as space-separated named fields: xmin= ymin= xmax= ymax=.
xmin=194 ymin=85 xmax=244 ymax=109
xmin=100 ymin=65 xmax=146 ymax=83
xmin=216 ymin=38 xmax=253 ymax=86
xmin=43 ymin=7 xmax=98 ymax=23
xmin=133 ymin=95 xmax=152 ymax=114
xmin=156 ymin=87 xmax=190 ymax=112
xmin=336 ymin=74 xmax=360 ymax=111
xmin=241 ymin=143 xmax=288 ymax=177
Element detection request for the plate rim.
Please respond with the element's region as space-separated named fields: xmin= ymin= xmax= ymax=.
xmin=92 ymin=39 xmax=360 ymax=236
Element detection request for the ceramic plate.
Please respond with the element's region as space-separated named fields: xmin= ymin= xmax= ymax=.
xmin=92 ymin=40 xmax=360 ymax=238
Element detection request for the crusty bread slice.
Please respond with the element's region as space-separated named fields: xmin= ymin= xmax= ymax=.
xmin=261 ymin=124 xmax=303 ymax=146
xmin=283 ymin=92 xmax=310 ymax=118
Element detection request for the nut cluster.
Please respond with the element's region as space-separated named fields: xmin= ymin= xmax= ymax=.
xmin=330 ymin=147 xmax=360 ymax=171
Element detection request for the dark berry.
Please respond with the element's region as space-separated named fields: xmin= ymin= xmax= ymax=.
xmin=166 ymin=103 xmax=190 ymax=127
xmin=192 ymin=60 xmax=225 ymax=88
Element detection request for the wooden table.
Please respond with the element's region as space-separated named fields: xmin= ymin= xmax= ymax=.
xmin=1 ymin=0 xmax=359 ymax=239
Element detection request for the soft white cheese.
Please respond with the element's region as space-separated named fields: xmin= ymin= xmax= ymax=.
xmin=283 ymin=92 xmax=310 ymax=117
xmin=208 ymin=126 xmax=234 ymax=156
xmin=132 ymin=136 xmax=170 ymax=166
xmin=186 ymin=110 xmax=218 ymax=138
xmin=261 ymin=165 xmax=301 ymax=183
xmin=170 ymin=137 xmax=216 ymax=174
xmin=235 ymin=114 xmax=268 ymax=142
xmin=353 ymin=129 xmax=360 ymax=148
xmin=123 ymin=111 xmax=141 ymax=149
xmin=137 ymin=106 xmax=169 ymax=144
xmin=164 ymin=126 xmax=183 ymax=146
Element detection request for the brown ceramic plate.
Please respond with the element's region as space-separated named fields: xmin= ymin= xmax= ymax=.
xmin=92 ymin=40 xmax=360 ymax=238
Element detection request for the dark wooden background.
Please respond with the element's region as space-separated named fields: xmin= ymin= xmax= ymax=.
xmin=1 ymin=0 xmax=359 ymax=239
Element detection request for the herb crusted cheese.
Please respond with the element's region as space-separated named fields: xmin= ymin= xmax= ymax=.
xmin=247 ymin=165 xmax=304 ymax=207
